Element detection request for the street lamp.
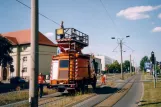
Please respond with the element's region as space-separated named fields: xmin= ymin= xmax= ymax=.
xmin=126 ymin=35 xmax=130 ymax=38
xmin=111 ymin=36 xmax=130 ymax=80
xmin=111 ymin=37 xmax=115 ymax=39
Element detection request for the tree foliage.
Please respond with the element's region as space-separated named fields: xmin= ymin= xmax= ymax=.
xmin=0 ymin=35 xmax=13 ymax=68
xmin=107 ymin=60 xmax=121 ymax=73
xmin=140 ymin=56 xmax=149 ymax=71
xmin=106 ymin=60 xmax=136 ymax=73
xmin=10 ymin=65 xmax=14 ymax=73
xmin=123 ymin=60 xmax=130 ymax=72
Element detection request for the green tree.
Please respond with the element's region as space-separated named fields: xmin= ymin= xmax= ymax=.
xmin=123 ymin=60 xmax=130 ymax=72
xmin=108 ymin=60 xmax=121 ymax=73
xmin=105 ymin=64 xmax=109 ymax=73
xmin=0 ymin=35 xmax=13 ymax=69
xmin=108 ymin=64 xmax=114 ymax=73
xmin=140 ymin=56 xmax=149 ymax=71
xmin=113 ymin=60 xmax=121 ymax=73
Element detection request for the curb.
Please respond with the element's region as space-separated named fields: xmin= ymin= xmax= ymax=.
xmin=138 ymin=74 xmax=144 ymax=106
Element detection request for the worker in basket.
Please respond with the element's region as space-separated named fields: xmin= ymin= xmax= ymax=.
xmin=60 ymin=21 xmax=65 ymax=39
xmin=101 ymin=74 xmax=106 ymax=85
xmin=38 ymin=73 xmax=46 ymax=98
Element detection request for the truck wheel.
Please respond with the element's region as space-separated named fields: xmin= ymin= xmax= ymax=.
xmin=75 ymin=82 xmax=81 ymax=92
xmin=85 ymin=85 xmax=88 ymax=92
xmin=58 ymin=88 xmax=65 ymax=92
xmin=81 ymin=80 xmax=85 ymax=94
xmin=68 ymin=89 xmax=75 ymax=95
xmin=92 ymin=77 xmax=97 ymax=91
xmin=92 ymin=82 xmax=96 ymax=90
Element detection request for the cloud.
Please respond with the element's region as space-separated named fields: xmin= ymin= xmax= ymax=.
xmin=117 ymin=5 xmax=161 ymax=20
xmin=44 ymin=32 xmax=54 ymax=37
xmin=152 ymin=27 xmax=161 ymax=32
xmin=158 ymin=13 xmax=161 ymax=19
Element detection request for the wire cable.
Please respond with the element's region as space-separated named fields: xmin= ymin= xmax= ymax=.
xmin=123 ymin=43 xmax=134 ymax=52
xmin=112 ymin=44 xmax=119 ymax=52
xmin=99 ymin=0 xmax=121 ymax=36
xmin=15 ymin=0 xmax=74 ymax=38
xmin=16 ymin=0 xmax=96 ymax=55
xmin=15 ymin=0 xmax=60 ymax=26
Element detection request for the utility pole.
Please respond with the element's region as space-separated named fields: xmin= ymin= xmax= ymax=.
xmin=130 ymin=54 xmax=132 ymax=76
xmin=151 ymin=51 xmax=156 ymax=88
xmin=135 ymin=63 xmax=137 ymax=74
xmin=29 ymin=0 xmax=39 ymax=106
xmin=111 ymin=36 xmax=130 ymax=80
xmin=133 ymin=60 xmax=135 ymax=74
xmin=120 ymin=39 xmax=124 ymax=80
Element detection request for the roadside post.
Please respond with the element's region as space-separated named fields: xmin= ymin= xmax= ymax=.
xmin=130 ymin=54 xmax=132 ymax=76
xmin=155 ymin=61 xmax=159 ymax=82
xmin=151 ymin=51 xmax=156 ymax=88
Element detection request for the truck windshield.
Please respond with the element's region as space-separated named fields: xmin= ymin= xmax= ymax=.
xmin=59 ymin=60 xmax=69 ymax=68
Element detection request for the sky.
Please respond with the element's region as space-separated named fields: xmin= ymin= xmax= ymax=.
xmin=1 ymin=0 xmax=161 ymax=66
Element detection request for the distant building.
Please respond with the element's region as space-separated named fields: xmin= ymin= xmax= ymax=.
xmin=95 ymin=55 xmax=115 ymax=71
xmin=0 ymin=29 xmax=57 ymax=81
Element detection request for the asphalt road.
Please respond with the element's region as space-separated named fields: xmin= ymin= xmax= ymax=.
xmin=113 ymin=74 xmax=143 ymax=107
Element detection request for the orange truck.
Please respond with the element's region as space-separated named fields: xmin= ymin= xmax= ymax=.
xmin=48 ymin=28 xmax=97 ymax=93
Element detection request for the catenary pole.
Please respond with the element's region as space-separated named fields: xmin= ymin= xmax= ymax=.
xmin=29 ymin=0 xmax=39 ymax=106
xmin=120 ymin=39 xmax=124 ymax=80
xmin=130 ymin=54 xmax=132 ymax=76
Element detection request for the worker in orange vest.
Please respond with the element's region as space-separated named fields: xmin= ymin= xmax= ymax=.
xmin=101 ymin=74 xmax=106 ymax=85
xmin=38 ymin=73 xmax=45 ymax=98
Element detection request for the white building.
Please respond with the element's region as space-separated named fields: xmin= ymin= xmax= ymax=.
xmin=0 ymin=29 xmax=57 ymax=81
xmin=95 ymin=55 xmax=115 ymax=71
xmin=94 ymin=58 xmax=102 ymax=74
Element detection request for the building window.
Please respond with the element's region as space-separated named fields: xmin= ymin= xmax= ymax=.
xmin=22 ymin=67 xmax=27 ymax=72
xmin=21 ymin=46 xmax=28 ymax=51
xmin=23 ymin=57 xmax=27 ymax=62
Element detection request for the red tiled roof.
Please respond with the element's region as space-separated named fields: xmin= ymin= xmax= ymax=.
xmin=1 ymin=29 xmax=57 ymax=47
xmin=0 ymin=34 xmax=18 ymax=45
xmin=5 ymin=36 xmax=18 ymax=45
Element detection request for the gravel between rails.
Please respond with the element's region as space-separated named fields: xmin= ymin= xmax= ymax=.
xmin=0 ymin=89 xmax=28 ymax=96
xmin=0 ymin=92 xmax=62 ymax=107
xmin=39 ymin=96 xmax=64 ymax=107
xmin=43 ymin=93 xmax=96 ymax=107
